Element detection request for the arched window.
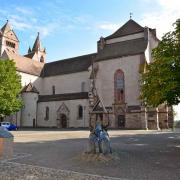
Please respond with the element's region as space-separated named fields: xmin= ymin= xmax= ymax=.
xmin=114 ymin=69 xmax=125 ymax=103
xmin=52 ymin=85 xmax=55 ymax=95
xmin=81 ymin=82 xmax=86 ymax=92
xmin=78 ymin=105 xmax=83 ymax=119
xmin=40 ymin=56 xmax=44 ymax=63
xmin=45 ymin=106 xmax=49 ymax=120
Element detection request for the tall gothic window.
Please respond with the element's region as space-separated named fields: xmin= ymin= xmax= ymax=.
xmin=40 ymin=56 xmax=44 ymax=63
xmin=114 ymin=69 xmax=125 ymax=103
xmin=78 ymin=105 xmax=83 ymax=119
xmin=45 ymin=107 xmax=49 ymax=120
xmin=52 ymin=86 xmax=55 ymax=95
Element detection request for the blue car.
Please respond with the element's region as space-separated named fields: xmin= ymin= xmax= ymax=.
xmin=0 ymin=122 xmax=18 ymax=131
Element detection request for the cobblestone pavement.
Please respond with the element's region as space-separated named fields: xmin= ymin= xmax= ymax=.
xmin=0 ymin=161 xmax=123 ymax=180
xmin=0 ymin=129 xmax=180 ymax=180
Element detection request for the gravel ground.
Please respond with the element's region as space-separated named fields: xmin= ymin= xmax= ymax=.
xmin=0 ymin=160 xmax=123 ymax=180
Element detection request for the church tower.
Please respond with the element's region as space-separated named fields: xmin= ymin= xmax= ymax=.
xmin=24 ymin=32 xmax=46 ymax=63
xmin=0 ymin=20 xmax=19 ymax=56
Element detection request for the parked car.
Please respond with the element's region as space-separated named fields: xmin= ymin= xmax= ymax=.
xmin=0 ymin=122 xmax=18 ymax=131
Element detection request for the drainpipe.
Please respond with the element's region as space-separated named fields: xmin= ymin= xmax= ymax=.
xmin=83 ymin=106 xmax=86 ymax=127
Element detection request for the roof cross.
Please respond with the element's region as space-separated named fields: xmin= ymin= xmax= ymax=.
xmin=130 ymin=12 xmax=133 ymax=19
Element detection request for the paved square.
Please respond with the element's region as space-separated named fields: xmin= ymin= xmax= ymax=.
xmin=0 ymin=129 xmax=180 ymax=180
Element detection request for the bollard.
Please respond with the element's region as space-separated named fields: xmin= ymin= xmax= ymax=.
xmin=0 ymin=127 xmax=14 ymax=160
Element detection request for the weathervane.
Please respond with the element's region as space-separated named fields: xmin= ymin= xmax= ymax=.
xmin=130 ymin=12 xmax=133 ymax=19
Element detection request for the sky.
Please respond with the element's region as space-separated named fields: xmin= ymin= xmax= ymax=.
xmin=0 ymin=0 xmax=179 ymax=119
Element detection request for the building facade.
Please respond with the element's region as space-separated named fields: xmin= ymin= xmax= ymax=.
xmin=0 ymin=19 xmax=173 ymax=129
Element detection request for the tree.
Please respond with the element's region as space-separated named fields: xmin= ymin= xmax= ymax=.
xmin=0 ymin=59 xmax=23 ymax=120
xmin=141 ymin=19 xmax=180 ymax=107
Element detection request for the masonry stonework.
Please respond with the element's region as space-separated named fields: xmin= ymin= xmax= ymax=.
xmin=0 ymin=19 xmax=174 ymax=129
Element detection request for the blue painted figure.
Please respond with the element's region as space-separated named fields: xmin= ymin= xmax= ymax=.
xmin=89 ymin=122 xmax=112 ymax=154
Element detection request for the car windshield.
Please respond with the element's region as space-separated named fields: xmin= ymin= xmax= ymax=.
xmin=1 ymin=122 xmax=10 ymax=125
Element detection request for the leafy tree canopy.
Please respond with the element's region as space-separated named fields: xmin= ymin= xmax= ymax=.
xmin=0 ymin=59 xmax=23 ymax=118
xmin=141 ymin=19 xmax=180 ymax=107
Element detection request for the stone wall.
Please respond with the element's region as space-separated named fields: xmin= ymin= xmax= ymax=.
xmin=95 ymin=55 xmax=142 ymax=107
xmin=21 ymin=92 xmax=38 ymax=127
xmin=41 ymin=71 xmax=90 ymax=95
xmin=126 ymin=112 xmax=142 ymax=129
xmin=37 ymin=99 xmax=89 ymax=128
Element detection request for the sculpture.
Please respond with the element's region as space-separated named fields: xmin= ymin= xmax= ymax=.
xmin=88 ymin=113 xmax=112 ymax=155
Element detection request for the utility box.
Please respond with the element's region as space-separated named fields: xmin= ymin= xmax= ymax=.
xmin=0 ymin=127 xmax=14 ymax=160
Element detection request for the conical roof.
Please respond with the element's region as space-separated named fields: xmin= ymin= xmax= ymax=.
xmin=21 ymin=83 xmax=39 ymax=94
xmin=28 ymin=46 xmax=31 ymax=54
xmin=32 ymin=32 xmax=41 ymax=52
xmin=105 ymin=19 xmax=144 ymax=40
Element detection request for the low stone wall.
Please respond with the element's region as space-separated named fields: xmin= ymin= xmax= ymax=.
xmin=126 ymin=112 xmax=141 ymax=129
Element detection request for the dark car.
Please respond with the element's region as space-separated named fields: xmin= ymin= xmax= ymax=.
xmin=0 ymin=122 xmax=18 ymax=131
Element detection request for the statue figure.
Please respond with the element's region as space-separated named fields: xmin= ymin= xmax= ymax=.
xmin=88 ymin=113 xmax=112 ymax=154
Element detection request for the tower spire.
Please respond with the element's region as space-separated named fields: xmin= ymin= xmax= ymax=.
xmin=1 ymin=19 xmax=11 ymax=34
xmin=26 ymin=32 xmax=46 ymax=63
xmin=32 ymin=32 xmax=41 ymax=52
xmin=28 ymin=46 xmax=31 ymax=54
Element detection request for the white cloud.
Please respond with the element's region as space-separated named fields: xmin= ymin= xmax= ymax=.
xmin=98 ymin=22 xmax=119 ymax=31
xmin=9 ymin=15 xmax=32 ymax=31
xmin=157 ymin=0 xmax=180 ymax=11
xmin=140 ymin=0 xmax=180 ymax=38
xmin=15 ymin=7 xmax=33 ymax=15
xmin=36 ymin=23 xmax=58 ymax=38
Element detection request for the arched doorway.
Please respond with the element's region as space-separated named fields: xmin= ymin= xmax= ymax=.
xmin=57 ymin=103 xmax=69 ymax=128
xmin=118 ymin=115 xmax=125 ymax=128
xmin=60 ymin=114 xmax=67 ymax=128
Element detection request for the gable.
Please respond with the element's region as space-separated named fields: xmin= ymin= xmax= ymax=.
xmin=3 ymin=29 xmax=19 ymax=42
xmin=105 ymin=19 xmax=144 ymax=40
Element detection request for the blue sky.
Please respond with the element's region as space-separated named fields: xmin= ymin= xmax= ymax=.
xmin=0 ymin=0 xmax=179 ymax=61
xmin=0 ymin=0 xmax=179 ymax=119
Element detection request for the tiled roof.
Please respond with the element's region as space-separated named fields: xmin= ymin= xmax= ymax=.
xmin=41 ymin=53 xmax=96 ymax=77
xmin=21 ymin=83 xmax=39 ymax=93
xmin=38 ymin=92 xmax=88 ymax=102
xmin=24 ymin=51 xmax=36 ymax=59
xmin=95 ymin=38 xmax=147 ymax=61
xmin=105 ymin=19 xmax=144 ymax=40
xmin=2 ymin=50 xmax=44 ymax=76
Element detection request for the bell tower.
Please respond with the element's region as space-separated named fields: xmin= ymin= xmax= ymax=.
xmin=0 ymin=20 xmax=19 ymax=56
xmin=25 ymin=32 xmax=46 ymax=63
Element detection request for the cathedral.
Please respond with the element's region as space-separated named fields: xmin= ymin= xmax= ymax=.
xmin=0 ymin=19 xmax=173 ymax=129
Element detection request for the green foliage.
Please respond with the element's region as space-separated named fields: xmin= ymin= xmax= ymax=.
xmin=0 ymin=59 xmax=23 ymax=117
xmin=175 ymin=120 xmax=180 ymax=128
xmin=141 ymin=19 xmax=180 ymax=107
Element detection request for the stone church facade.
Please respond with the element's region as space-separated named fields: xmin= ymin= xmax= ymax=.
xmin=0 ymin=19 xmax=173 ymax=129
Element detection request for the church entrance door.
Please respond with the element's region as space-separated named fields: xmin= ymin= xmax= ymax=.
xmin=118 ymin=115 xmax=125 ymax=128
xmin=61 ymin=114 xmax=67 ymax=128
